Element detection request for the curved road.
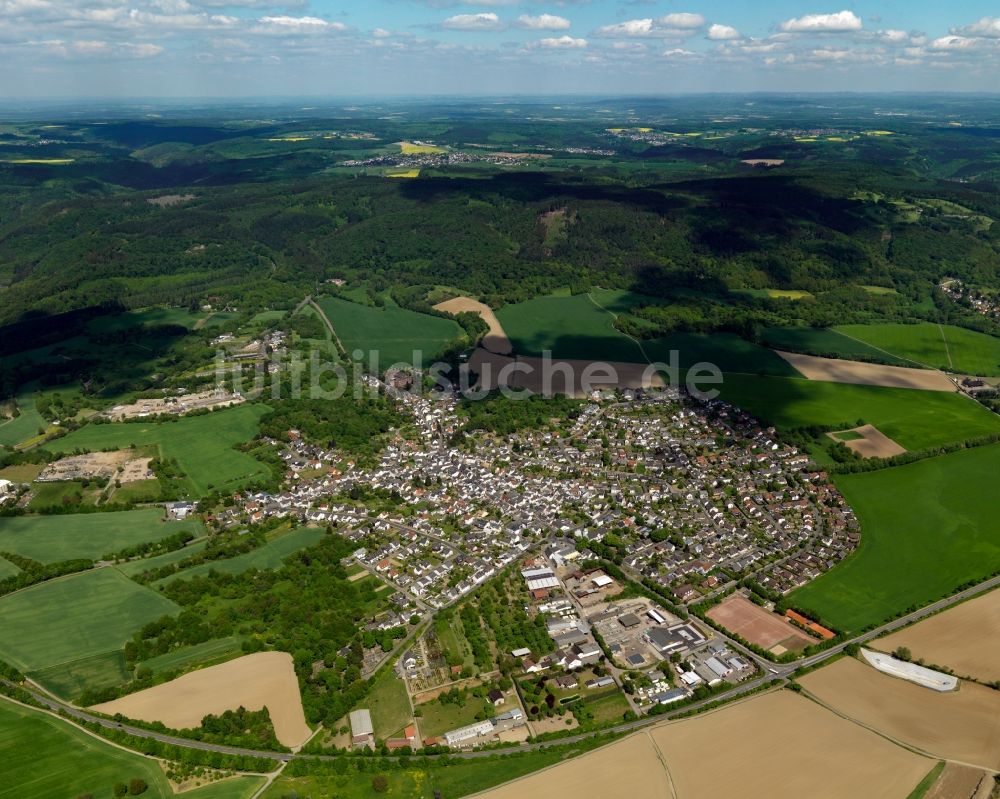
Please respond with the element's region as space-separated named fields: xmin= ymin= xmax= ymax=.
xmin=6 ymin=571 xmax=1000 ymax=765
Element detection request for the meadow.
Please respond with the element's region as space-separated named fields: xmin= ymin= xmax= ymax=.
xmin=496 ymin=290 xmax=796 ymax=376
xmin=317 ymin=295 xmax=461 ymax=367
xmin=44 ymin=404 xmax=271 ymax=497
xmin=0 ymin=698 xmax=265 ymax=799
xmin=362 ymin=667 xmax=413 ymax=739
xmin=0 ymin=388 xmax=46 ymax=447
xmin=718 ymin=374 xmax=1000 ymax=451
xmin=0 ymin=556 xmax=19 ymax=580
xmin=0 ymin=508 xmax=202 ymax=563
xmin=789 ymin=444 xmax=1000 ymax=632
xmin=0 ymin=568 xmax=179 ymax=675
xmin=0 ymin=697 xmax=174 ymax=799
xmin=153 ymin=526 xmax=325 ymax=587
xmin=835 ymin=322 xmax=1000 ymax=375
xmin=138 ymin=635 xmax=245 ymax=675
xmin=116 ymin=539 xmax=208 ymax=577
xmin=761 ymin=326 xmax=912 ymax=366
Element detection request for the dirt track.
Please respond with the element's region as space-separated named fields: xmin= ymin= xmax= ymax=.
xmin=433 ymin=297 xmax=513 ymax=355
xmin=468 ymin=349 xmax=665 ymax=397
xmin=91 ymin=651 xmax=311 ymax=748
xmin=799 ymin=657 xmax=1000 ymax=770
xmin=828 ymin=424 xmax=907 ymax=458
xmin=775 ymin=350 xmax=956 ymax=391
xmin=649 ymin=690 xmax=931 ymax=799
xmin=877 ymin=588 xmax=1000 ymax=684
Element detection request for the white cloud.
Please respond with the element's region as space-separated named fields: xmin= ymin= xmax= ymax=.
xmin=539 ymin=34 xmax=586 ymax=48
xmin=372 ymin=27 xmax=392 ymax=38
xmin=442 ymin=12 xmax=503 ymax=31
xmin=779 ymin=10 xmax=862 ymax=33
xmin=517 ymin=14 xmax=570 ymax=31
xmin=594 ymin=17 xmax=697 ymax=39
xmin=122 ymin=42 xmax=165 ymax=57
xmin=260 ymin=16 xmax=333 ymax=28
xmin=930 ymin=35 xmax=978 ymax=50
xmin=953 ymin=17 xmax=1000 ymax=39
xmin=707 ymin=23 xmax=740 ymax=41
xmin=878 ymin=29 xmax=909 ymax=43
xmin=663 ymin=47 xmax=696 ymax=57
xmin=658 ymin=13 xmax=704 ymax=29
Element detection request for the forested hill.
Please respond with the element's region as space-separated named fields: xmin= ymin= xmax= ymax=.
xmin=2 ymin=165 xmax=999 ymax=331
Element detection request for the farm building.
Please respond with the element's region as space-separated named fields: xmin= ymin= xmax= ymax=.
xmin=350 ymin=709 xmax=374 ymax=747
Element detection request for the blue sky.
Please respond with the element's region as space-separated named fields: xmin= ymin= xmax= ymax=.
xmin=3 ymin=0 xmax=1000 ymax=97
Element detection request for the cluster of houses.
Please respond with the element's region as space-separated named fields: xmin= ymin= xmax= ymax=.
xmin=212 ymin=375 xmax=856 ymax=614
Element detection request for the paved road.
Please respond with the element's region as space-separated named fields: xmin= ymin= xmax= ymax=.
xmin=7 ymin=571 xmax=1000 ymax=765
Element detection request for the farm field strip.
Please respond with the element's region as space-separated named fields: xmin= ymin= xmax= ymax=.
xmin=876 ymin=587 xmax=1000 ymax=684
xmin=718 ymin=373 xmax=1000 ymax=453
xmin=153 ymin=527 xmax=325 ymax=586
xmin=798 ymin=657 xmax=1000 ymax=770
xmin=91 ymin=651 xmax=312 ymax=748
xmin=788 ymin=443 xmax=1000 ymax=632
xmin=0 ymin=568 xmax=180 ymax=675
xmin=0 ymin=508 xmax=202 ymax=563
xmin=316 ymin=295 xmax=462 ymax=367
xmin=433 ymin=296 xmax=513 ymax=355
xmin=774 ymin=350 xmax=955 ymax=391
xmin=835 ymin=323 xmax=1000 ymax=376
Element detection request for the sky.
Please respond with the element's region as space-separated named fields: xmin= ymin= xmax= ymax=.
xmin=3 ymin=0 xmax=1000 ymax=97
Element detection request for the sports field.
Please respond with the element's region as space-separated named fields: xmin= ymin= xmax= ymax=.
xmin=44 ymin=404 xmax=270 ymax=497
xmin=718 ymin=374 xmax=1000 ymax=451
xmin=835 ymin=322 xmax=1000 ymax=375
xmin=0 ymin=508 xmax=202 ymax=563
xmin=153 ymin=527 xmax=325 ymax=587
xmin=0 ymin=568 xmax=180 ymax=674
xmin=789 ymin=444 xmax=1000 ymax=632
xmin=0 ymin=697 xmax=174 ymax=799
xmin=317 ymin=295 xmax=461 ymax=367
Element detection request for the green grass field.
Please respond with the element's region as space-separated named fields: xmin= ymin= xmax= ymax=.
xmin=154 ymin=527 xmax=325 ymax=587
xmin=139 ymin=635 xmax=245 ymax=675
xmin=86 ymin=307 xmax=210 ymax=334
xmin=789 ymin=444 xmax=1000 ymax=632
xmin=116 ymin=539 xmax=208 ymax=577
xmin=264 ymin=739 xmax=604 ymax=799
xmin=718 ymin=374 xmax=1000 ymax=451
xmin=363 ymin=668 xmax=413 ymax=739
xmin=0 ymin=697 xmax=174 ymax=799
xmin=416 ymin=698 xmax=489 ymax=739
xmin=0 ymin=568 xmax=179 ymax=674
xmin=0 ymin=508 xmax=202 ymax=563
xmin=30 ymin=649 xmax=131 ymax=701
xmin=0 ymin=389 xmax=46 ymax=447
xmin=0 ymin=555 xmax=21 ymax=579
xmin=184 ymin=778 xmax=268 ymax=799
xmin=44 ymin=404 xmax=270 ymax=497
xmin=497 ymin=290 xmax=646 ymax=362
xmin=317 ymin=295 xmax=461 ymax=367
xmin=835 ymin=322 xmax=1000 ymax=375
xmin=761 ymin=326 xmax=912 ymax=366
xmin=496 ymin=290 xmax=794 ymax=375
xmin=27 ymin=480 xmax=100 ymax=510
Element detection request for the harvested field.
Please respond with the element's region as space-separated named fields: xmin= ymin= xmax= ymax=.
xmin=433 ymin=297 xmax=513 ymax=355
xmin=477 ymin=731 xmax=673 ymax=799
xmin=649 ymin=690 xmax=932 ymax=799
xmin=925 ymin=764 xmax=991 ymax=799
xmin=827 ymin=424 xmax=907 ymax=458
xmin=37 ymin=449 xmax=152 ymax=483
xmin=91 ymin=651 xmax=311 ymax=748
xmin=799 ymin=656 xmax=1000 ymax=770
xmin=706 ymin=595 xmax=813 ymax=652
xmin=877 ymin=588 xmax=1000 ymax=684
xmin=775 ymin=350 xmax=956 ymax=391
xmin=468 ymin=348 xmax=664 ymax=397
